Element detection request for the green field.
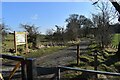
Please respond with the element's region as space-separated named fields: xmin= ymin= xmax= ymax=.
xmin=2 ymin=34 xmax=14 ymax=51
xmin=112 ymin=34 xmax=120 ymax=46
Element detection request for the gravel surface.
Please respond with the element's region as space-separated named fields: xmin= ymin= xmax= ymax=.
xmin=35 ymin=40 xmax=90 ymax=79
xmin=36 ymin=46 xmax=77 ymax=67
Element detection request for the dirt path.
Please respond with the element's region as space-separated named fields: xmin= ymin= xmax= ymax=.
xmin=36 ymin=40 xmax=90 ymax=67
xmin=35 ymin=40 xmax=90 ymax=79
xmin=36 ymin=46 xmax=77 ymax=67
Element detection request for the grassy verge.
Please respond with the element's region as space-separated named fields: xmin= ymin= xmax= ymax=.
xmin=65 ymin=41 xmax=120 ymax=79
xmin=22 ymin=46 xmax=67 ymax=58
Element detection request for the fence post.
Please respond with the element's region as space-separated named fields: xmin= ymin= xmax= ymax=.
xmin=21 ymin=61 xmax=27 ymax=80
xmin=57 ymin=67 xmax=60 ymax=80
xmin=77 ymin=44 xmax=80 ymax=65
xmin=93 ymin=50 xmax=98 ymax=80
xmin=26 ymin=58 xmax=37 ymax=80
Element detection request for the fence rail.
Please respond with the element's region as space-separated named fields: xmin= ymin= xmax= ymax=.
xmin=1 ymin=54 xmax=120 ymax=80
xmin=1 ymin=54 xmax=25 ymax=61
xmin=57 ymin=66 xmax=120 ymax=80
xmin=1 ymin=54 xmax=37 ymax=80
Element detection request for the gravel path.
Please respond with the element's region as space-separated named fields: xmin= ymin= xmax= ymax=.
xmin=36 ymin=46 xmax=77 ymax=67
xmin=36 ymin=40 xmax=90 ymax=67
xmin=35 ymin=40 xmax=90 ymax=79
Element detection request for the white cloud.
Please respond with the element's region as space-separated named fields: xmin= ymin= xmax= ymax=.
xmin=31 ymin=14 xmax=38 ymax=20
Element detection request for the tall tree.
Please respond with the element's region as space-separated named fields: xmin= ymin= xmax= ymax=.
xmin=65 ymin=14 xmax=93 ymax=40
xmin=65 ymin=14 xmax=80 ymax=41
xmin=79 ymin=15 xmax=93 ymax=37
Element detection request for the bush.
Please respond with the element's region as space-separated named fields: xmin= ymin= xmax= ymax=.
xmin=114 ymin=62 xmax=120 ymax=72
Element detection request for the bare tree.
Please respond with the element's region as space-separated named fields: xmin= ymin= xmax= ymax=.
xmin=92 ymin=0 xmax=120 ymax=54
xmin=92 ymin=1 xmax=117 ymax=49
xmin=109 ymin=0 xmax=120 ymax=54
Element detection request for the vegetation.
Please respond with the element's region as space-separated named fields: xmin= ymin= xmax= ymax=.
xmin=21 ymin=24 xmax=40 ymax=48
xmin=2 ymin=33 xmax=67 ymax=56
xmin=65 ymin=14 xmax=93 ymax=41
xmin=112 ymin=34 xmax=120 ymax=46
xmin=22 ymin=46 xmax=66 ymax=58
xmin=1 ymin=0 xmax=120 ymax=79
xmin=65 ymin=41 xmax=120 ymax=79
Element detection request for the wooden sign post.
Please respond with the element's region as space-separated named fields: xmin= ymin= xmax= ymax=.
xmin=14 ymin=31 xmax=17 ymax=53
xmin=14 ymin=31 xmax=28 ymax=54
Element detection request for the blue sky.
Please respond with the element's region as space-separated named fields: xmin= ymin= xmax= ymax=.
xmin=2 ymin=2 xmax=96 ymax=34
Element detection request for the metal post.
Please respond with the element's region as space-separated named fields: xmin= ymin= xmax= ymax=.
xmin=77 ymin=44 xmax=80 ymax=65
xmin=26 ymin=58 xmax=37 ymax=80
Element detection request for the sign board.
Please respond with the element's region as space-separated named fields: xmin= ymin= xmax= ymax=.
xmin=16 ymin=32 xmax=26 ymax=45
xmin=14 ymin=31 xmax=28 ymax=54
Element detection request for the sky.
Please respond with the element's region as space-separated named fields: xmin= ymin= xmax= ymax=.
xmin=1 ymin=0 xmax=119 ymax=2
xmin=1 ymin=1 xmax=118 ymax=34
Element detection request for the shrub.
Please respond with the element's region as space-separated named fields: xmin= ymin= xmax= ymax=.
xmin=114 ymin=62 xmax=120 ymax=72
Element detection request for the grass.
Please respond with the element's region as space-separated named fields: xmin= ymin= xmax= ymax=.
xmin=22 ymin=46 xmax=66 ymax=58
xmin=2 ymin=34 xmax=67 ymax=54
xmin=112 ymin=34 xmax=120 ymax=46
xmin=61 ymin=35 xmax=120 ymax=79
xmin=65 ymin=40 xmax=120 ymax=79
